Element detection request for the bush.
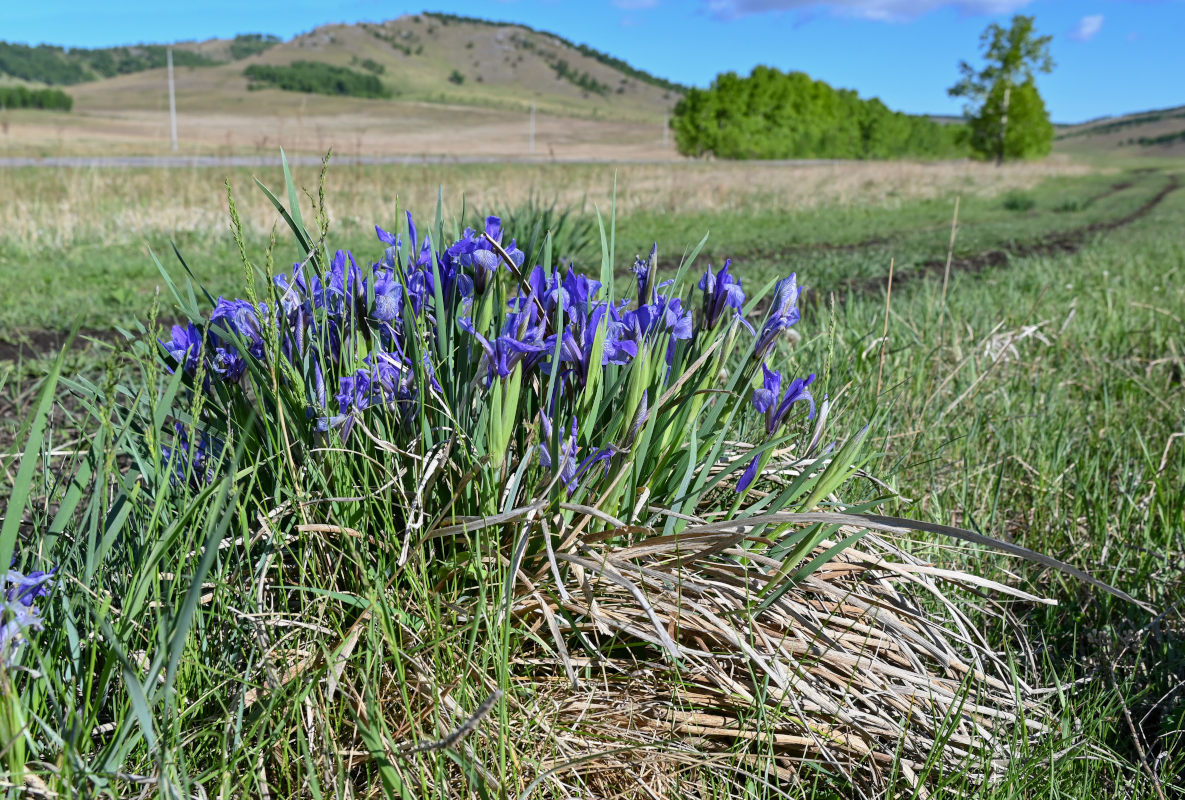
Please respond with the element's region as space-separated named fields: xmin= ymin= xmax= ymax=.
xmin=447 ymin=68 xmax=465 ymax=85
xmin=228 ymin=33 xmax=280 ymax=60
xmin=0 ymin=85 xmax=72 ymax=111
xmin=672 ymin=66 xmax=966 ymax=160
xmin=1003 ymin=191 xmax=1036 ymax=212
xmin=244 ymin=60 xmax=391 ymax=99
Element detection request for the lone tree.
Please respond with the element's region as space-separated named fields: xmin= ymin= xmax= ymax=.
xmin=949 ymin=15 xmax=1055 ymax=164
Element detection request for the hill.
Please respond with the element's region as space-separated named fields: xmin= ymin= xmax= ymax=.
xmin=1055 ymin=104 xmax=1185 ymax=156
xmin=9 ymin=14 xmax=681 ymax=125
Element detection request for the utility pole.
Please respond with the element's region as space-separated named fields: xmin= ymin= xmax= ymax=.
xmin=529 ymin=101 xmax=536 ymax=155
xmin=167 ymin=47 xmax=179 ymax=152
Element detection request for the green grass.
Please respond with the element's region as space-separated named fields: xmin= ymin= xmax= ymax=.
xmin=2 ymin=160 xmax=1183 ymax=796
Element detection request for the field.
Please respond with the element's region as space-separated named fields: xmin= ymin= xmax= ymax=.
xmin=1 ymin=154 xmax=1183 ymax=797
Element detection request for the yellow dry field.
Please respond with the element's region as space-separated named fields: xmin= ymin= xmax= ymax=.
xmin=0 ymin=103 xmax=673 ymax=160
xmin=2 ymin=157 xmax=1091 ymax=250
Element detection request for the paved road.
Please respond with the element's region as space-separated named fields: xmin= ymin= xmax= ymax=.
xmin=0 ymin=154 xmax=846 ymax=169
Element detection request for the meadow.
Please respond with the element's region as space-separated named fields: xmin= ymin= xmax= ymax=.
xmin=0 ymin=154 xmax=1182 ymax=797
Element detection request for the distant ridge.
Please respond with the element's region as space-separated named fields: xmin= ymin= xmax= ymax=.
xmin=0 ymin=35 xmax=279 ymax=85
xmin=1055 ymin=103 xmax=1185 ymax=155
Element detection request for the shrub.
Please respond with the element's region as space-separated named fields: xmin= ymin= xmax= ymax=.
xmin=447 ymin=68 xmax=465 ymax=85
xmin=0 ymin=85 xmax=72 ymax=111
xmin=244 ymin=60 xmax=391 ymax=99
xmin=228 ymin=33 xmax=281 ymax=60
xmin=1003 ymin=191 xmax=1036 ymax=211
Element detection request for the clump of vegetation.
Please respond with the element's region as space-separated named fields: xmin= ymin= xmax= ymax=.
xmin=0 ymin=158 xmax=1132 ymax=797
xmin=351 ymin=56 xmax=386 ymax=75
xmin=671 ymin=66 xmax=967 ymax=160
xmin=244 ymin=60 xmax=391 ymax=98
xmin=0 ymin=85 xmax=71 ymax=111
xmin=949 ymin=15 xmax=1055 ymax=162
xmin=447 ymin=68 xmax=465 ymax=85
xmin=1053 ymin=197 xmax=1083 ymax=212
xmin=1003 ymin=191 xmax=1036 ymax=211
xmin=227 ymin=33 xmax=281 ymax=60
xmin=550 ymin=58 xmax=609 ymax=96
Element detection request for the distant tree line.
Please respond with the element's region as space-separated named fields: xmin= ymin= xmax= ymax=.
xmin=0 ymin=35 xmax=279 ymax=86
xmin=1123 ymin=130 xmax=1185 ymax=148
xmin=671 ymin=67 xmax=966 ymax=160
xmin=244 ymin=61 xmax=391 ymax=99
xmin=424 ymin=11 xmax=686 ymax=94
xmin=0 ymin=85 xmax=72 ymax=111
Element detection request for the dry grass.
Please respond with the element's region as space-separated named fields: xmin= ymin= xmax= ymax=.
xmin=1 ymin=157 xmax=1090 ymax=251
xmin=342 ymin=503 xmax=1056 ymax=797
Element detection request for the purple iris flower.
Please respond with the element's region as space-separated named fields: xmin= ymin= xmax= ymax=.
xmin=621 ymin=295 xmax=693 ymax=365
xmin=753 ymin=364 xmax=816 ymax=434
xmin=329 ymin=351 xmax=416 ymax=438
xmin=325 ymin=250 xmax=367 ymax=322
xmin=754 ymin=274 xmax=801 ymax=358
xmin=162 ymin=422 xmax=219 ymax=488
xmin=3 ymin=557 xmax=55 ymax=664
xmin=442 ymin=216 xmax=524 ymax=295
xmin=5 ymin=568 xmax=55 ymax=607
xmin=737 ymin=365 xmax=816 ymax=492
xmin=698 ymin=259 xmax=752 ymax=332
xmin=0 ymin=601 xmax=43 ymax=666
xmin=274 ymin=262 xmax=322 ymax=359
xmin=210 ymin=298 xmax=267 ymax=359
xmin=160 ymin=322 xmax=203 ymax=375
xmin=552 ymin=302 xmax=638 ymax=387
xmin=632 ymin=244 xmax=654 ymax=303
xmin=460 ymin=307 xmax=546 ymax=385
xmin=208 ymin=343 xmax=247 ymax=382
xmin=538 ymin=415 xmax=579 ymax=491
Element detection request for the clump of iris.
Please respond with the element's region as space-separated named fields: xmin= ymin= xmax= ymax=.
xmin=159 ymin=211 xmax=812 ymax=496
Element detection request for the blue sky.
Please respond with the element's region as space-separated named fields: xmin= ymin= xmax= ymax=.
xmin=3 ymin=0 xmax=1182 ymax=122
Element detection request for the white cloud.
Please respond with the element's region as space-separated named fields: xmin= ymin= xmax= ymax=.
xmin=1068 ymin=14 xmax=1104 ymax=42
xmin=703 ymin=0 xmax=1034 ymax=22
xmin=613 ymin=0 xmax=659 ymax=8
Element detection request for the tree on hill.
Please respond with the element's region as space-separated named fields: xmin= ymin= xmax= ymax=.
xmin=949 ymin=15 xmax=1054 ymax=163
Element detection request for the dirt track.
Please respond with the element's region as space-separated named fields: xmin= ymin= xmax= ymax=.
xmin=836 ymin=173 xmax=1178 ymax=299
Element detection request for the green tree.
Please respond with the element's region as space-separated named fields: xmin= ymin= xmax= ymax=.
xmin=949 ymin=14 xmax=1055 ymax=163
xmin=670 ymin=66 xmax=965 ymax=161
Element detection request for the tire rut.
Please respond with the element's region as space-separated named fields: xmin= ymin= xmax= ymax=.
xmin=829 ymin=173 xmax=1179 ymax=301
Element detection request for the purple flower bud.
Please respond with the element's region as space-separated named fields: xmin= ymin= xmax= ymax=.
xmin=754 ymin=274 xmax=801 ymax=358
